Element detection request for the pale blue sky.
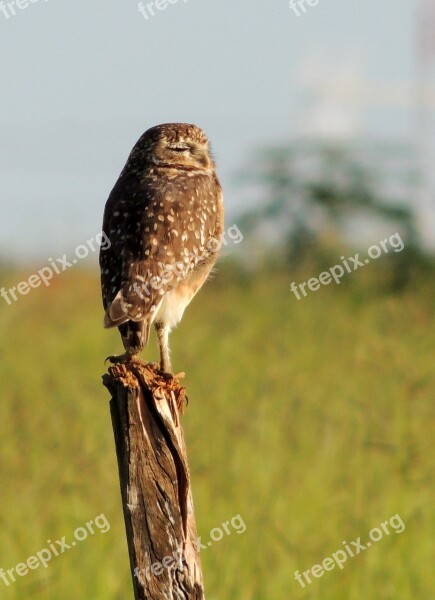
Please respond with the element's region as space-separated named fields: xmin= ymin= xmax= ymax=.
xmin=0 ymin=0 xmax=419 ymax=261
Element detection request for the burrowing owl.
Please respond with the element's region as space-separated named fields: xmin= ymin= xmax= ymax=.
xmin=100 ymin=123 xmax=224 ymax=373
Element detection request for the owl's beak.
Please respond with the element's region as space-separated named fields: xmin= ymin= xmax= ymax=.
xmin=193 ymin=145 xmax=211 ymax=169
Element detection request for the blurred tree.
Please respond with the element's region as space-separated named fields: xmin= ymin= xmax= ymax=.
xmin=236 ymin=140 xmax=423 ymax=273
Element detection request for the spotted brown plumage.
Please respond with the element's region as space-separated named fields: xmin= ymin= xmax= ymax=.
xmin=100 ymin=123 xmax=224 ymax=373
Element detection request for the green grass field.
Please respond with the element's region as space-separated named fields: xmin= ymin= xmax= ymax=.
xmin=0 ymin=261 xmax=433 ymax=599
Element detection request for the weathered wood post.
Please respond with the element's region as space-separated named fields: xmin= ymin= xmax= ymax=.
xmin=102 ymin=362 xmax=204 ymax=600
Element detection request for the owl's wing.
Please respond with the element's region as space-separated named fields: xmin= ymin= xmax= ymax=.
xmin=101 ymin=175 xmax=222 ymax=345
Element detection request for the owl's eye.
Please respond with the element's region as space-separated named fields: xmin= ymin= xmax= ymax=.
xmin=171 ymin=145 xmax=190 ymax=152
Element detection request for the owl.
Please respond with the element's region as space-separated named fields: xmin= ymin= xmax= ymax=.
xmin=100 ymin=123 xmax=224 ymax=374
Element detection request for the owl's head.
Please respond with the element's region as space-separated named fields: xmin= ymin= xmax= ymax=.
xmin=125 ymin=123 xmax=215 ymax=174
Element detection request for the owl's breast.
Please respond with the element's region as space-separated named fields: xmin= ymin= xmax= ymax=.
xmin=153 ymin=257 xmax=215 ymax=330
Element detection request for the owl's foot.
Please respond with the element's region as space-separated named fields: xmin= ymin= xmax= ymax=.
xmin=157 ymin=368 xmax=186 ymax=383
xmin=158 ymin=358 xmax=176 ymax=381
xmin=105 ymin=352 xmax=145 ymax=365
xmin=144 ymin=361 xmax=174 ymax=381
xmin=157 ymin=369 xmax=175 ymax=382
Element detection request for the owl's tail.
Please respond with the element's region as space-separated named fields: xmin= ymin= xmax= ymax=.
xmin=104 ymin=289 xmax=151 ymax=328
xmin=103 ymin=290 xmax=130 ymax=328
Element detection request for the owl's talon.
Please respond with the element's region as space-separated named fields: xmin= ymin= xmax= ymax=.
xmin=157 ymin=369 xmax=175 ymax=382
xmin=105 ymin=353 xmax=144 ymax=365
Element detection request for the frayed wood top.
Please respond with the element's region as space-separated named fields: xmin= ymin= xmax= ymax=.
xmin=102 ymin=362 xmax=187 ymax=413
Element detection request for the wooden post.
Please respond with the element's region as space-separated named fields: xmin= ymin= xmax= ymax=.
xmin=102 ymin=362 xmax=204 ymax=600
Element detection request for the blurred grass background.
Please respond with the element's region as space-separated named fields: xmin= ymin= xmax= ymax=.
xmin=0 ymin=257 xmax=433 ymax=600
